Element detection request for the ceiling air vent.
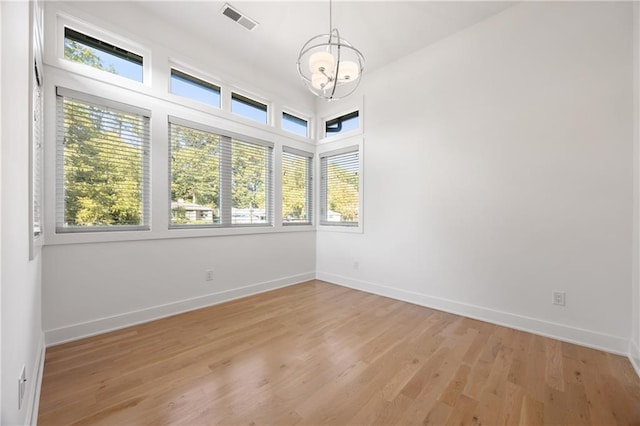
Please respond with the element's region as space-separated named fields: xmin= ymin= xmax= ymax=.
xmin=221 ymin=3 xmax=258 ymax=31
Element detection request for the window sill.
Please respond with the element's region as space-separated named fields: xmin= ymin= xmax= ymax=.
xmin=42 ymin=224 xmax=316 ymax=246
xmin=317 ymin=224 xmax=363 ymax=234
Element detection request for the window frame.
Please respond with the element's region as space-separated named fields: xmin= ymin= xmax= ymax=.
xmin=56 ymin=14 xmax=151 ymax=87
xmin=231 ymin=91 xmax=269 ymax=125
xmin=55 ymin=87 xmax=151 ymax=233
xmin=317 ymin=135 xmax=364 ymax=233
xmin=282 ymin=111 xmax=309 ymax=138
xmin=64 ymin=27 xmax=143 ymax=75
xmin=321 ymin=109 xmax=361 ymax=140
xmin=169 ymin=67 xmax=221 ymax=109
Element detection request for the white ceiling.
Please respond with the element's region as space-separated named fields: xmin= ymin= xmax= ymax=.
xmin=134 ymin=1 xmax=516 ymax=96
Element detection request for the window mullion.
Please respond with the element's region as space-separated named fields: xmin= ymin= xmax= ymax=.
xmin=320 ymin=157 xmax=328 ymax=222
xmin=307 ymin=156 xmax=313 ymax=223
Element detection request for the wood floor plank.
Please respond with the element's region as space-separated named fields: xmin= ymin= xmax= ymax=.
xmin=472 ymin=391 xmax=502 ymax=425
xmin=444 ymin=394 xmax=480 ymax=425
xmin=519 ymin=393 xmax=545 ymax=425
xmin=497 ymin=381 xmax=526 ymax=425
xmin=438 ymin=364 xmax=471 ymax=406
xmin=421 ymin=401 xmax=452 ymax=426
xmin=544 ymin=339 xmax=566 ymax=392
xmin=38 ymin=280 xmax=640 ymax=425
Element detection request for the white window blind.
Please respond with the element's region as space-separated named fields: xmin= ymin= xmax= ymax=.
xmin=169 ymin=121 xmax=221 ymax=226
xmin=320 ymin=147 xmax=359 ymax=226
xmin=32 ymin=63 xmax=43 ymax=237
xmin=228 ymin=138 xmax=273 ymax=226
xmin=169 ymin=117 xmax=273 ymax=228
xmin=282 ymin=147 xmax=313 ymax=225
xmin=56 ymin=88 xmax=150 ymax=232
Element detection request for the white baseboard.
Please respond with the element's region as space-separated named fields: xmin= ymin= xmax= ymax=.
xmin=45 ymin=272 xmax=315 ymax=346
xmin=630 ymin=339 xmax=640 ymax=379
xmin=25 ymin=333 xmax=45 ymax=425
xmin=317 ymin=272 xmax=629 ymax=356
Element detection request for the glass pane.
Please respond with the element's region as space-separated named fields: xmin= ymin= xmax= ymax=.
xmin=282 ymin=151 xmax=311 ymax=224
xmin=232 ymin=140 xmax=269 ymax=224
xmin=171 ymin=70 xmax=221 ymax=108
xmin=61 ymin=98 xmax=148 ymax=229
xmin=323 ymin=151 xmax=359 ymax=224
xmin=231 ymin=93 xmax=267 ymax=124
xmin=325 ymin=111 xmax=359 ymax=137
xmin=64 ymin=28 xmax=143 ymax=82
xmin=170 ymin=123 xmax=221 ymax=226
xmin=282 ymin=112 xmax=308 ymax=137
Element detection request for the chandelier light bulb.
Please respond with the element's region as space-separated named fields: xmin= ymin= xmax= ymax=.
xmin=311 ymin=73 xmax=329 ymax=90
xmin=337 ymin=60 xmax=359 ymax=82
xmin=309 ymin=51 xmax=335 ymax=75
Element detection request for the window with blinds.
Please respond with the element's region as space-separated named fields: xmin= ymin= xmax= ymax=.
xmin=56 ymin=88 xmax=150 ymax=232
xmin=169 ymin=121 xmax=221 ymax=226
xmin=320 ymin=147 xmax=359 ymax=226
xmin=282 ymin=148 xmax=313 ymax=225
xmin=169 ymin=117 xmax=273 ymax=228
xmin=231 ymin=139 xmax=272 ymax=225
xmin=32 ymin=61 xmax=43 ymax=237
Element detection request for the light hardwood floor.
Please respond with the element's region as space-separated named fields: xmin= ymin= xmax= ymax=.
xmin=39 ymin=280 xmax=640 ymax=425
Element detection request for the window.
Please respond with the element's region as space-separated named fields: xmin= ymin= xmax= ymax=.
xmin=64 ymin=27 xmax=143 ymax=82
xmin=282 ymin=148 xmax=313 ymax=225
xmin=282 ymin=112 xmax=308 ymax=137
xmin=32 ymin=60 xmax=43 ymax=237
xmin=231 ymin=92 xmax=268 ymax=124
xmin=230 ymin=139 xmax=272 ymax=225
xmin=320 ymin=147 xmax=359 ymax=226
xmin=325 ymin=110 xmax=359 ymax=137
xmin=170 ymin=69 xmax=221 ymax=108
xmin=169 ymin=118 xmax=273 ymax=228
xmin=56 ymin=88 xmax=150 ymax=232
xmin=170 ymin=122 xmax=221 ymax=226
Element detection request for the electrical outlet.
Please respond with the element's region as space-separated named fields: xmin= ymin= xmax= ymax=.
xmin=205 ymin=269 xmax=214 ymax=281
xmin=18 ymin=366 xmax=26 ymax=410
xmin=552 ymin=291 xmax=566 ymax=307
xmin=353 ymin=261 xmax=359 ymax=270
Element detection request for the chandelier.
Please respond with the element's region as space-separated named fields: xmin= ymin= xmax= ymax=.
xmin=296 ymin=0 xmax=365 ymax=101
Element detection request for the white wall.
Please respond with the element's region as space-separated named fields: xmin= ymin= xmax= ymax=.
xmin=43 ymin=233 xmax=315 ymax=343
xmin=1 ymin=2 xmax=44 ymax=424
xmin=317 ymin=1 xmax=634 ymax=354
xmin=41 ymin=2 xmax=317 ymax=345
xmin=632 ymin=1 xmax=640 ymax=374
xmin=1 ymin=2 xmax=4 ymax=420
